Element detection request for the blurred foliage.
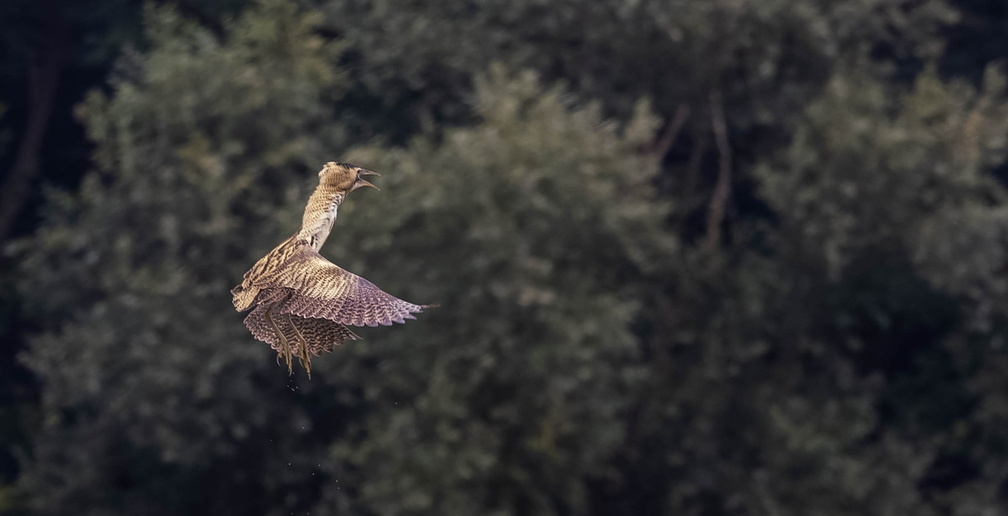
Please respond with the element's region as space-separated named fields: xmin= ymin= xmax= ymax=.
xmin=322 ymin=0 xmax=956 ymax=133
xmin=5 ymin=0 xmax=1008 ymax=515
xmin=15 ymin=1 xmax=349 ymax=513
xmin=312 ymin=67 xmax=667 ymax=515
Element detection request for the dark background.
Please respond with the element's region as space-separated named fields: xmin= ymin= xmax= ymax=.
xmin=3 ymin=0 xmax=1008 ymax=514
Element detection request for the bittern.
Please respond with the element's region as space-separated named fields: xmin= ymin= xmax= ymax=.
xmin=231 ymin=162 xmax=431 ymax=375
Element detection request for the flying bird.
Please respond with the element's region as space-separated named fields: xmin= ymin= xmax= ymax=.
xmin=232 ymin=162 xmax=431 ymax=375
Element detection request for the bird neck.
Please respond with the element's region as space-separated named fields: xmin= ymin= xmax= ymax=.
xmin=297 ymin=184 xmax=345 ymax=251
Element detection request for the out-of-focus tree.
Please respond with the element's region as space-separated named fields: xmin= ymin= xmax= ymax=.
xmin=15 ymin=0 xmax=676 ymax=510
xmin=731 ymin=65 xmax=1008 ymax=514
xmin=319 ymin=0 xmax=958 ymax=244
xmin=321 ymin=0 xmax=955 ymax=132
xmin=564 ymin=63 xmax=1008 ymax=515
xmin=0 ymin=0 xmax=251 ymax=243
xmin=0 ymin=1 xmax=252 ymax=509
xmin=15 ymin=1 xmax=347 ymax=514
xmin=11 ymin=0 xmax=1008 ymax=515
xmin=305 ymin=66 xmax=668 ymax=515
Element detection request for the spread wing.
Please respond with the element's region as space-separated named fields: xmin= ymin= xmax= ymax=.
xmin=269 ymin=245 xmax=429 ymax=327
xmin=243 ymin=301 xmax=361 ymax=355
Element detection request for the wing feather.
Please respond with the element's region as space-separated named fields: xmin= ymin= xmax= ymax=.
xmin=268 ymin=245 xmax=428 ymax=327
xmin=243 ymin=296 xmax=362 ymax=355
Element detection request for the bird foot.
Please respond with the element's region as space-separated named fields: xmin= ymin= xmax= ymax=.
xmin=288 ymin=313 xmax=312 ymax=379
xmin=265 ymin=303 xmax=295 ymax=375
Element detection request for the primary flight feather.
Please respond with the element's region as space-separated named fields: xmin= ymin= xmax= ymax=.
xmin=231 ymin=162 xmax=431 ymax=375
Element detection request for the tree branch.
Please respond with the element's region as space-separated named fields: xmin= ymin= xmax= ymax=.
xmin=703 ymin=90 xmax=732 ymax=252
xmin=650 ymin=104 xmax=690 ymax=161
xmin=684 ymin=132 xmax=709 ymax=197
xmin=0 ymin=0 xmax=68 ymax=242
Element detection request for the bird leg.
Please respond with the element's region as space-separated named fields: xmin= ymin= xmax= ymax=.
xmin=285 ymin=311 xmax=312 ymax=378
xmin=264 ymin=303 xmax=294 ymax=375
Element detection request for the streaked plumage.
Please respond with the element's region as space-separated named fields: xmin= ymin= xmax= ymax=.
xmin=232 ymin=162 xmax=430 ymax=375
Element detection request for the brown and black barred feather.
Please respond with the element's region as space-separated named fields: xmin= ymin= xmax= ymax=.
xmin=243 ymin=294 xmax=362 ymax=354
xmin=231 ymin=161 xmax=432 ymax=376
xmin=270 ymin=244 xmax=427 ymax=327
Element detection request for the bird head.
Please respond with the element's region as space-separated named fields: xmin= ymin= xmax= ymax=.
xmin=318 ymin=161 xmax=379 ymax=194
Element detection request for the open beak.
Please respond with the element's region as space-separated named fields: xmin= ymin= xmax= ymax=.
xmin=352 ymin=169 xmax=380 ymax=191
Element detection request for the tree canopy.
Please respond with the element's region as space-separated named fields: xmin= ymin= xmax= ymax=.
xmin=4 ymin=0 xmax=1008 ymax=514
